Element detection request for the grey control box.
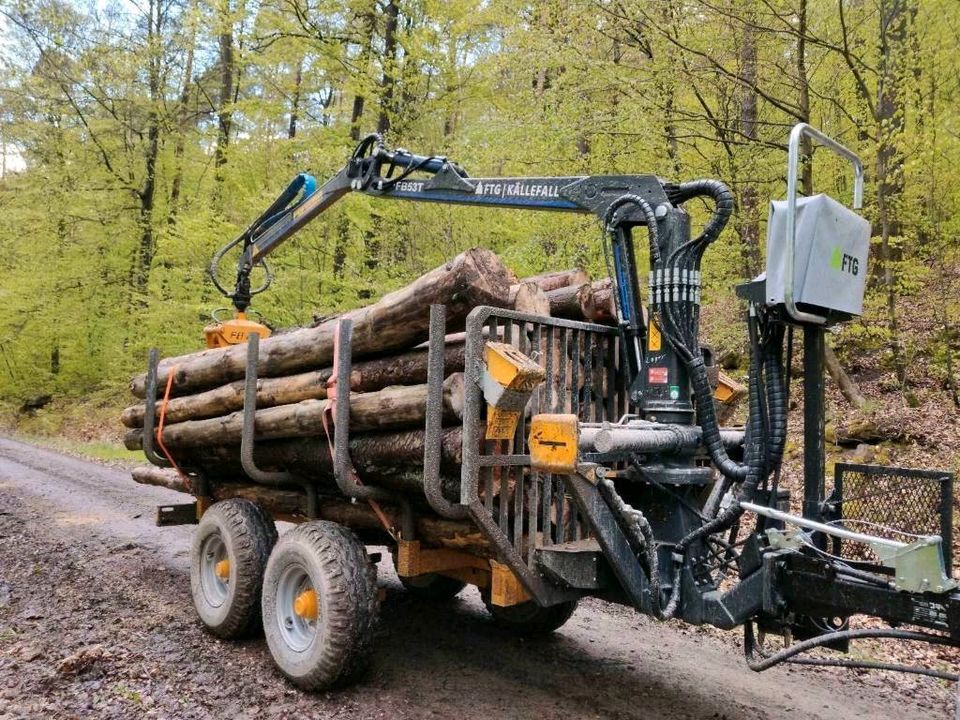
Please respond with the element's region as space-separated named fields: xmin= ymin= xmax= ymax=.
xmin=765 ymin=193 xmax=871 ymax=316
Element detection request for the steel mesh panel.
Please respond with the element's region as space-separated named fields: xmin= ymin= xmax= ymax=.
xmin=475 ymin=312 xmax=626 ymax=558
xmin=833 ymin=463 xmax=953 ymax=569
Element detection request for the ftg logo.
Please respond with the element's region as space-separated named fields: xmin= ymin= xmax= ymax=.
xmin=830 ymin=246 xmax=860 ymax=275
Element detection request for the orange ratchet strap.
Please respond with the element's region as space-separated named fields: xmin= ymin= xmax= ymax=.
xmin=155 ymin=364 xmax=193 ymax=493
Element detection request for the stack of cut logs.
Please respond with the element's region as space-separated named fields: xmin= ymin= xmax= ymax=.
xmin=126 ymin=248 xmax=618 ymax=531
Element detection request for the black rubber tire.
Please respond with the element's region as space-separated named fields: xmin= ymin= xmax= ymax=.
xmin=261 ymin=521 xmax=379 ymax=690
xmin=399 ymin=573 xmax=467 ymax=600
xmin=482 ymin=597 xmax=578 ymax=635
xmin=190 ymin=498 xmax=278 ymax=639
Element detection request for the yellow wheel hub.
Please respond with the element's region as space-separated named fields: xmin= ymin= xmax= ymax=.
xmin=214 ymin=559 xmax=231 ymax=581
xmin=293 ymin=589 xmax=318 ymax=621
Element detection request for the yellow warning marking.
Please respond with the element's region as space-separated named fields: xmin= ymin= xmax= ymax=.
xmin=528 ymin=414 xmax=578 ymax=474
xmin=648 ymin=321 xmax=662 ymax=351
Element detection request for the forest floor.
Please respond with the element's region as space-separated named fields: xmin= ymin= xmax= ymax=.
xmin=0 ymin=436 xmax=957 ymax=720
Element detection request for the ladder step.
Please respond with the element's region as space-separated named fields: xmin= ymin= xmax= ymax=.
xmin=537 ymin=539 xmax=607 ymax=590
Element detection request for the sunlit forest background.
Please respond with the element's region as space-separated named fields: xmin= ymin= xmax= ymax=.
xmin=0 ymin=0 xmax=957 ymax=465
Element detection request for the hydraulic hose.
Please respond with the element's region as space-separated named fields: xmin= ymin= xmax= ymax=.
xmin=670 ymin=179 xmax=735 ymax=254
xmin=604 ymin=193 xmax=661 ymax=265
xmin=762 ymin=324 xmax=788 ymax=472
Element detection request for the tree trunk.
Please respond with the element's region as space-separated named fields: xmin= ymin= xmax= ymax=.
xmin=521 ymin=268 xmax=589 ymax=293
xmin=735 ymin=7 xmax=761 ymax=278
xmin=188 ymin=425 xmax=465 ymax=476
xmin=288 ymin=55 xmax=303 ymax=139
xmin=122 ymin=343 xmax=467 ymax=427
xmin=348 ymin=6 xmax=376 ymax=142
xmin=546 ymin=283 xmax=593 ymax=319
xmin=127 ymin=374 xmax=463 ymax=449
xmin=796 ymin=0 xmax=814 ymax=198
xmin=508 ymin=282 xmax=551 ymax=316
xmin=168 ymin=0 xmax=197 ymax=223
xmin=130 ymin=426 xmax=467 ymax=499
xmin=129 ymin=248 xmax=512 ymax=397
xmin=213 ymin=0 xmax=236 ymax=189
xmin=129 ymin=424 xmax=464 ymax=463
xmin=129 ymin=0 xmax=163 ymax=306
xmin=876 ymin=0 xmax=910 ymax=384
xmin=377 ymin=0 xmax=399 ymax=135
xmin=824 ymin=343 xmax=867 ymax=411
xmin=585 ymin=278 xmax=617 ymax=324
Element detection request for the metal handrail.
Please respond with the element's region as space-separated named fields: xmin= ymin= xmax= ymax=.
xmin=783 ymin=123 xmax=865 ymax=325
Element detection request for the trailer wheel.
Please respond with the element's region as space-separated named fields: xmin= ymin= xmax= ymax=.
xmin=483 ymin=597 xmax=578 ymax=635
xmin=262 ymin=521 xmax=378 ymax=690
xmin=400 ymin=573 xmax=467 ymax=600
xmin=190 ymin=499 xmax=277 ymax=639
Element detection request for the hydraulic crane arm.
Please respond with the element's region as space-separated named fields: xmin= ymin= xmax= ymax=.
xmin=209 ymin=133 xmax=689 ymax=390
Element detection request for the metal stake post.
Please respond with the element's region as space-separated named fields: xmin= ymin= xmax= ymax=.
xmin=802 ymin=325 xmax=826 ymax=548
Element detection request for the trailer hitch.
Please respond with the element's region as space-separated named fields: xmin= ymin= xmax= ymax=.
xmin=743 ymin=501 xmax=957 ymax=595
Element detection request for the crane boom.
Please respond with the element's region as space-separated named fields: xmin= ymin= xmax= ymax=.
xmin=209 ymin=133 xmax=682 ymax=395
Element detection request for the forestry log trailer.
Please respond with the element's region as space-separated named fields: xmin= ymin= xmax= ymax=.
xmin=140 ymin=124 xmax=960 ymax=690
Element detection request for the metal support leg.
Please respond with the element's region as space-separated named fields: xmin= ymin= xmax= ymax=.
xmin=563 ymin=470 xmax=652 ymax=612
xmin=803 ymin=326 xmax=826 ymax=547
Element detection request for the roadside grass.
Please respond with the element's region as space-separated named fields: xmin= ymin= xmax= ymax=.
xmin=14 ymin=435 xmax=142 ymax=466
xmin=0 ymin=385 xmax=138 ymax=466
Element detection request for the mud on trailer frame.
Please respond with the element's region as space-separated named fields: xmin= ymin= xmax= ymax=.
xmin=141 ymin=123 xmax=960 ymax=690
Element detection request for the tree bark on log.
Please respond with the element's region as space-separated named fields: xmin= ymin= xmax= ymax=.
xmin=126 ymin=375 xmax=464 ymax=449
xmin=508 ymin=281 xmax=551 ymax=316
xmin=122 ymin=344 xmax=467 ymax=428
xmin=128 ymin=427 xmax=467 ymax=498
xmin=521 ymin=268 xmax=590 ymax=293
xmin=131 ymin=466 xmax=490 ymax=555
xmin=183 ymin=426 xmax=465 ymax=480
xmin=130 ymin=248 xmax=512 ymax=398
xmin=546 ymin=283 xmax=593 ymax=319
xmin=585 ymin=278 xmax=617 ymax=324
xmin=127 ymin=426 xmax=465 ymax=469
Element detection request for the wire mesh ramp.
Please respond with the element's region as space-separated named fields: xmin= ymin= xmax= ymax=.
xmin=459 ymin=306 xmax=629 ymax=606
xmin=825 ymin=462 xmax=954 ymax=572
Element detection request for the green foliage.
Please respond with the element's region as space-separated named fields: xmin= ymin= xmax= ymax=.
xmin=0 ymin=0 xmax=957 ymax=429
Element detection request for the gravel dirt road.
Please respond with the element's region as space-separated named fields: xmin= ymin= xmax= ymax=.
xmin=0 ymin=436 xmax=955 ymax=719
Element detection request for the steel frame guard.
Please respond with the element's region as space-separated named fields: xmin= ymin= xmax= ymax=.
xmin=460 ymin=305 xmax=618 ymax=606
xmin=783 ymin=123 xmax=865 ymax=325
xmin=242 ymin=333 xmax=319 ymax=518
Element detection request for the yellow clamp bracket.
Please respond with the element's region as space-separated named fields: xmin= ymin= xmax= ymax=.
xmin=528 ymin=413 xmax=579 ymax=474
xmin=481 ymin=342 xmax=545 ymax=440
xmin=203 ymin=312 xmax=272 ymax=349
xmin=714 ymin=370 xmax=746 ymax=405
